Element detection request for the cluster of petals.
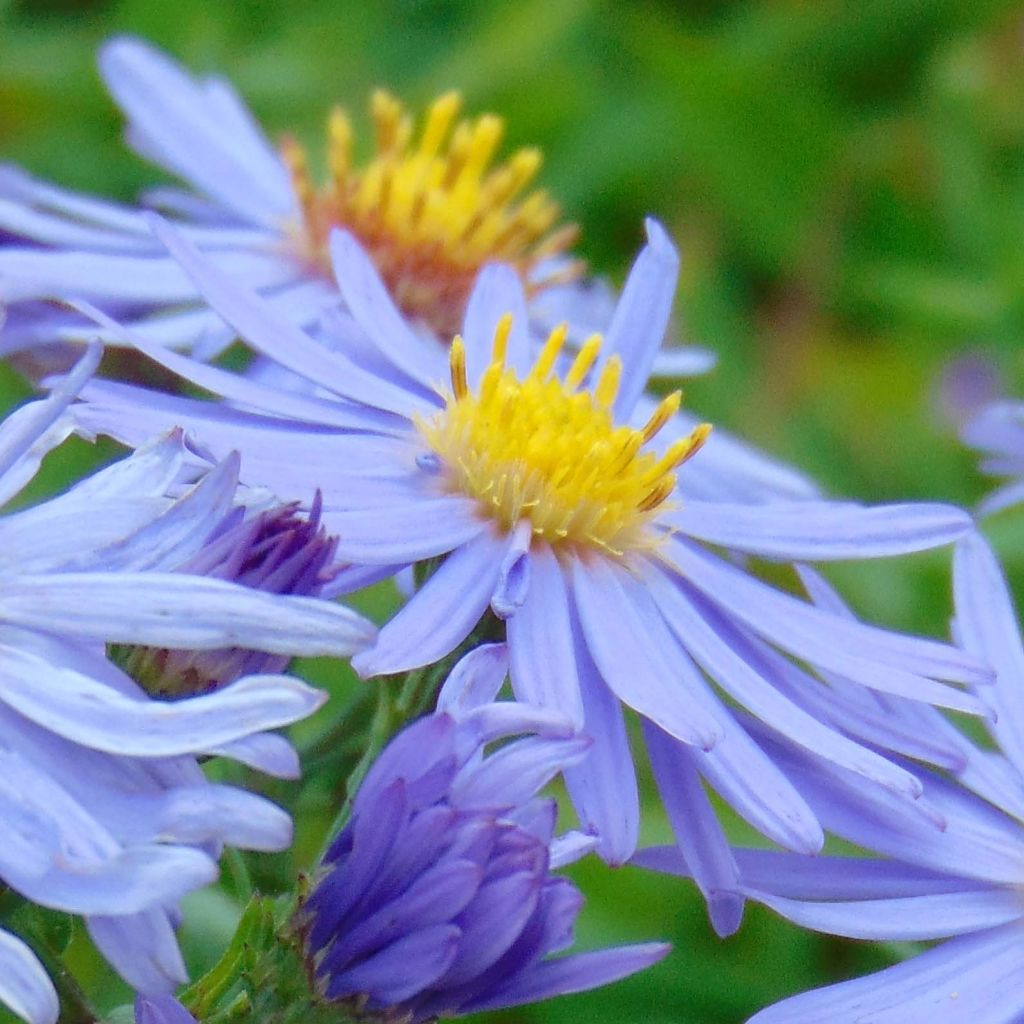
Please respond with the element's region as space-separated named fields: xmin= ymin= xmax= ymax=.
xmin=639 ymin=531 xmax=1024 ymax=1023
xmin=301 ymin=653 xmax=666 ymax=1020
xmin=0 ymin=349 xmax=374 ymax=1023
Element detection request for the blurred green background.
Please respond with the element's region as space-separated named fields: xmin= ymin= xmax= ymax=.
xmin=2 ymin=0 xmax=1024 ymax=1021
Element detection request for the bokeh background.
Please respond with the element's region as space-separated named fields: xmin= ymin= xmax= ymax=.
xmin=2 ymin=0 xmax=1024 ymax=1021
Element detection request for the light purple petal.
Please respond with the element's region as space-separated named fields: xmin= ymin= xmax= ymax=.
xmin=650 ymin=572 xmax=925 ymax=799
xmin=562 ymin=618 xmax=640 ymax=865
xmin=86 ymin=909 xmax=187 ymax=994
xmin=748 ymin=923 xmax=1024 ymax=1024
xmin=666 ymin=500 xmax=972 ymax=560
xmin=327 ymin=495 xmax=485 ymax=566
xmin=953 ymin=532 xmax=1024 ymax=775
xmin=0 ymin=929 xmax=58 ymax=1024
xmin=643 ymin=720 xmax=744 ymax=937
xmin=352 ymin=529 xmax=505 ymax=677
xmin=437 ymin=644 xmax=510 ymax=717
xmin=329 ymin=229 xmax=445 ymax=387
xmin=571 ymin=556 xmax=724 ymax=749
xmin=0 ymin=643 xmax=325 ymax=755
xmin=751 ymin=887 xmax=1023 ymax=941
xmin=507 ymin=544 xmax=584 ymax=728
xmin=667 ymin=538 xmax=992 ymax=703
xmin=462 ymin=262 xmax=532 ymax=382
xmin=464 ymin=943 xmax=671 ymax=1014
xmin=0 ymin=573 xmax=375 ymax=654
xmin=99 ymin=36 xmax=293 ymax=225
xmin=600 ymin=218 xmax=679 ymax=418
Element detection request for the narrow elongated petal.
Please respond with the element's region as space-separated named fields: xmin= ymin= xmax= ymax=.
xmin=461 ymin=262 xmax=532 ymax=381
xmin=353 ymin=529 xmax=505 ymax=676
xmin=507 ymin=544 xmax=584 ymax=728
xmin=100 ymin=36 xmax=293 ymax=224
xmin=0 ymin=644 xmax=325 ymax=755
xmin=0 ymin=930 xmax=58 ymax=1024
xmin=601 ymin=218 xmax=679 ymax=418
xmin=330 ymin=230 xmax=444 ymax=387
xmin=643 ymin=721 xmax=744 ymax=937
xmin=0 ymin=573 xmax=375 ymax=654
xmin=571 ymin=557 xmax=723 ymax=749
xmin=666 ymin=500 xmax=972 ymax=560
xmin=463 ymin=943 xmax=671 ymax=1014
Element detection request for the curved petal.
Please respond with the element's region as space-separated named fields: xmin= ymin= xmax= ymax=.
xmin=0 ymin=644 xmax=325 ymax=756
xmin=0 ymin=572 xmax=376 ymax=655
xmin=0 ymin=929 xmax=58 ymax=1024
xmin=954 ymin=532 xmax=1024 ymax=775
xmin=562 ymin=623 xmax=640 ymax=865
xmin=86 ymin=909 xmax=186 ymax=994
xmin=352 ymin=529 xmax=506 ymax=677
xmin=463 ymin=943 xmax=670 ymax=1014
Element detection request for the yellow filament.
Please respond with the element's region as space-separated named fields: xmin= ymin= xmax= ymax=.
xmin=282 ymin=90 xmax=581 ymax=336
xmin=417 ymin=321 xmax=711 ymax=557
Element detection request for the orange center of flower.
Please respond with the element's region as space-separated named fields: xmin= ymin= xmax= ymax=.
xmin=281 ymin=91 xmax=581 ymax=338
xmin=416 ymin=318 xmax=711 ymax=557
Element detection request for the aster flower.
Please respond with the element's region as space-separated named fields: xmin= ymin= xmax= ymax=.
xmin=0 ymin=35 xmax=710 ymax=383
xmin=963 ymin=398 xmax=1024 ymax=513
xmin=298 ymin=671 xmax=668 ymax=1021
xmin=0 ymin=349 xmax=375 ymax=1021
xmin=638 ymin=530 xmax=1024 ymax=1024
xmin=69 ymin=219 xmax=990 ymax=938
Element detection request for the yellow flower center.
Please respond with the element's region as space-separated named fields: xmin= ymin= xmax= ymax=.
xmin=281 ymin=90 xmax=580 ymax=338
xmin=417 ymin=319 xmax=711 ymax=557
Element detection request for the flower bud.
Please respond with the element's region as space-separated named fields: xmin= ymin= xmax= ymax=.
xmin=113 ymin=495 xmax=337 ymax=698
xmin=298 ymin=704 xmax=668 ymax=1021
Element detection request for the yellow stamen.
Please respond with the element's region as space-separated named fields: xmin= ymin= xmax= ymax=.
xmin=564 ymin=334 xmax=602 ymax=390
xmin=282 ymin=91 xmax=580 ymax=337
xmin=418 ymin=321 xmax=711 ymax=557
xmin=449 ymin=335 xmax=468 ymax=400
xmin=641 ymin=391 xmax=682 ymax=442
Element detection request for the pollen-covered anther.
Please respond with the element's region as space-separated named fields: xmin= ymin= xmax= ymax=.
xmin=417 ymin=320 xmax=711 ymax=557
xmin=281 ymin=90 xmax=581 ymax=336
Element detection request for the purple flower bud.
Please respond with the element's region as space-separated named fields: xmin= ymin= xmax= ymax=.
xmin=114 ymin=494 xmax=338 ymax=698
xmin=134 ymin=994 xmax=198 ymax=1024
xmin=299 ymin=703 xmax=668 ymax=1021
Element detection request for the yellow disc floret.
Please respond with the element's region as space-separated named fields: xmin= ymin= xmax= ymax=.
xmin=417 ymin=319 xmax=712 ymax=558
xmin=281 ymin=90 xmax=580 ymax=337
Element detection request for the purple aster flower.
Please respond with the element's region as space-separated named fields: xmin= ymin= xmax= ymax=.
xmin=0 ymin=36 xmax=710 ymax=381
xmin=638 ymin=530 xmax=1024 ymax=1024
xmin=963 ymin=398 xmax=1024 ymax=513
xmin=0 ymin=349 xmax=375 ymax=1021
xmin=68 ymin=219 xmax=991 ymax=941
xmin=299 ymin=666 xmax=667 ymax=1020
